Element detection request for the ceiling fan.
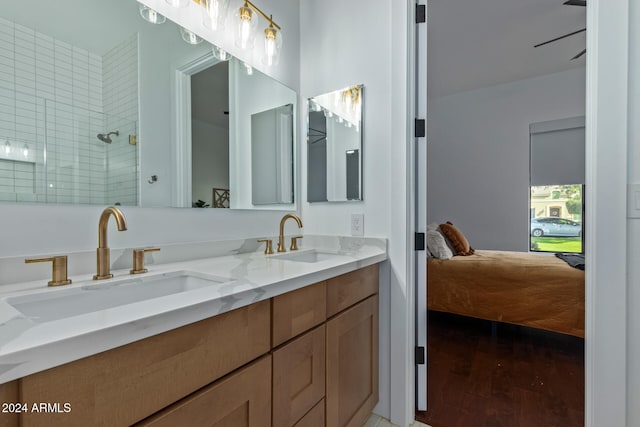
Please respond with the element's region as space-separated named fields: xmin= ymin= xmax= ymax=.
xmin=534 ymin=0 xmax=586 ymax=60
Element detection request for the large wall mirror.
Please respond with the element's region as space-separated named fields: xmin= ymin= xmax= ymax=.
xmin=307 ymin=85 xmax=363 ymax=202
xmin=0 ymin=0 xmax=296 ymax=210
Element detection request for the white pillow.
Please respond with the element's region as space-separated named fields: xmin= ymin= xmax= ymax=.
xmin=426 ymin=230 xmax=453 ymax=259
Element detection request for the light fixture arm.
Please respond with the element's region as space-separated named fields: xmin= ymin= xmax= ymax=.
xmin=239 ymin=0 xmax=281 ymax=30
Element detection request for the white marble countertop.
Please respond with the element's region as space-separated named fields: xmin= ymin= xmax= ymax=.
xmin=0 ymin=235 xmax=386 ymax=384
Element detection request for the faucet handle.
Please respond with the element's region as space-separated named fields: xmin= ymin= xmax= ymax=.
xmin=290 ymin=236 xmax=303 ymax=251
xmin=25 ymin=255 xmax=72 ymax=287
xmin=130 ymin=247 xmax=160 ymax=275
xmin=257 ymin=239 xmax=274 ymax=255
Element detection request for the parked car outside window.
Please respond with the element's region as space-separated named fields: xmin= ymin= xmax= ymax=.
xmin=530 ymin=217 xmax=582 ymax=237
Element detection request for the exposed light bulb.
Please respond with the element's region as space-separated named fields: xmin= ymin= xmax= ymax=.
xmin=236 ymin=2 xmax=255 ymax=50
xmin=203 ymin=0 xmax=229 ymax=31
xmin=3 ymin=140 xmax=12 ymax=155
xmin=22 ymin=144 xmax=29 ymax=158
xmin=264 ymin=26 xmax=277 ymax=65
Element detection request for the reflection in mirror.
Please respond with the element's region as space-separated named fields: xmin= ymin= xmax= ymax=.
xmin=307 ymin=85 xmax=363 ymax=202
xmin=251 ymin=104 xmax=294 ymax=205
xmin=0 ymin=0 xmax=296 ymax=210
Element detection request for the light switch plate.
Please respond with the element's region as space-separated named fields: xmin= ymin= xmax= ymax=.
xmin=351 ymin=213 xmax=364 ymax=236
xmin=628 ymin=184 xmax=640 ymax=218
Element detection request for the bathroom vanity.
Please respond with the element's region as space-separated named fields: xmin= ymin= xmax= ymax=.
xmin=0 ymin=237 xmax=385 ymax=427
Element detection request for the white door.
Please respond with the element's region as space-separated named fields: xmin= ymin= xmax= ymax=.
xmin=415 ymin=0 xmax=428 ymax=412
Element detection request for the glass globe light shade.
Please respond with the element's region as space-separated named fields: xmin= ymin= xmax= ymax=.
xmin=139 ymin=4 xmax=166 ymax=24
xmin=202 ymin=0 xmax=229 ymax=31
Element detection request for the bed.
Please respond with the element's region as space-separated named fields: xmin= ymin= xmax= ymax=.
xmin=427 ymin=250 xmax=585 ymax=337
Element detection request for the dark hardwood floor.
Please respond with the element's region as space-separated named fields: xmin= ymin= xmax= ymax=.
xmin=415 ymin=311 xmax=584 ymax=427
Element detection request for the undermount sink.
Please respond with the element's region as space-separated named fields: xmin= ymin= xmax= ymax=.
xmin=272 ymin=249 xmax=342 ymax=263
xmin=6 ymin=271 xmax=230 ymax=323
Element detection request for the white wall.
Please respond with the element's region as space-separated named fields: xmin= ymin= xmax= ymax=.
xmin=300 ymin=0 xmax=412 ymax=423
xmin=191 ymin=119 xmax=229 ymax=206
xmin=427 ymin=68 xmax=585 ymax=251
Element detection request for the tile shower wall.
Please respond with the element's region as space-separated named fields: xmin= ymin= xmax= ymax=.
xmin=0 ymin=17 xmax=139 ymax=206
xmin=102 ymin=34 xmax=138 ymax=206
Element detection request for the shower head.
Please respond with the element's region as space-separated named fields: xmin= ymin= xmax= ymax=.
xmin=97 ymin=131 xmax=119 ymax=143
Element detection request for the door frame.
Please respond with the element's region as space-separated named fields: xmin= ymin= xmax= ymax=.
xmin=173 ymin=52 xmax=223 ymax=207
xmin=411 ymin=0 xmax=630 ymax=425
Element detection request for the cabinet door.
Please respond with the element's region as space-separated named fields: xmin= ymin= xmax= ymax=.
xmin=137 ymin=355 xmax=271 ymax=427
xmin=326 ymin=264 xmax=378 ymax=318
xmin=272 ymin=281 xmax=326 ymax=347
xmin=273 ymin=325 xmax=325 ymax=427
xmin=326 ymin=295 xmax=378 ymax=427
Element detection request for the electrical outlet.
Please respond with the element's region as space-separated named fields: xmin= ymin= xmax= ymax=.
xmin=351 ymin=213 xmax=364 ymax=236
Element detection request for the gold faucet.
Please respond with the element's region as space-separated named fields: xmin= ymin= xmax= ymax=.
xmin=277 ymin=214 xmax=303 ymax=252
xmin=94 ymin=207 xmax=128 ymax=280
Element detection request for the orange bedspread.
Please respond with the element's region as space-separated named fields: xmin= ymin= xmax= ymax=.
xmin=427 ymin=250 xmax=585 ymax=337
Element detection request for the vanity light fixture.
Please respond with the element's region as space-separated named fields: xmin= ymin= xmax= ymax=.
xmin=180 ymin=27 xmax=203 ymax=44
xmin=165 ymin=0 xmax=190 ymax=8
xmin=211 ymin=45 xmax=231 ymax=61
xmin=22 ymin=144 xmax=29 ymax=158
xmin=235 ymin=0 xmax=258 ymax=49
xmin=139 ymin=4 xmax=166 ymax=24
xmin=3 ymin=140 xmax=12 ymax=155
xmin=202 ymin=0 xmax=229 ymax=31
xmin=263 ymin=17 xmax=282 ymax=65
xmin=342 ymin=85 xmax=361 ymax=111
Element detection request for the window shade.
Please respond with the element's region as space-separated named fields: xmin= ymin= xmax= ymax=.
xmin=530 ymin=116 xmax=585 ymax=186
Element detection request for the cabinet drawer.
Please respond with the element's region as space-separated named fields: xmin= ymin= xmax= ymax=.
xmin=326 ymin=264 xmax=378 ymax=317
xmin=293 ymin=398 xmax=325 ymax=427
xmin=0 ymin=381 xmax=18 ymax=427
xmin=272 ymin=281 xmax=326 ymax=346
xmin=273 ymin=325 xmax=326 ymax=427
xmin=20 ymin=300 xmax=271 ymax=427
xmin=326 ymin=295 xmax=379 ymax=427
xmin=137 ymin=355 xmax=271 ymax=427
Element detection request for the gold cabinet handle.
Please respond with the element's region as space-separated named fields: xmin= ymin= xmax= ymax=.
xmin=290 ymin=236 xmax=303 ymax=251
xmin=25 ymin=256 xmax=72 ymax=287
xmin=130 ymin=248 xmax=161 ymax=275
xmin=257 ymin=239 xmax=274 ymax=255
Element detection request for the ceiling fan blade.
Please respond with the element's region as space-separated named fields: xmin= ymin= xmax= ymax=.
xmin=571 ymin=49 xmax=587 ymax=60
xmin=534 ymin=28 xmax=586 ymax=48
xmin=564 ymin=0 xmax=586 ymax=6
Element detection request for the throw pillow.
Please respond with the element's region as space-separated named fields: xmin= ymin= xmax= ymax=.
xmin=426 ymin=230 xmax=454 ymax=259
xmin=439 ymin=221 xmax=474 ymax=256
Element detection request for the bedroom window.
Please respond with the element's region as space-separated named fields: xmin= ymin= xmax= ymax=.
xmin=530 ymin=117 xmax=585 ymax=254
xmin=530 ymin=184 xmax=583 ymax=253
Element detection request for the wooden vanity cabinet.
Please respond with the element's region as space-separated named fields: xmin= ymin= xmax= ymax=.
xmin=19 ymin=300 xmax=271 ymax=427
xmin=136 ymin=355 xmax=272 ymax=427
xmin=5 ymin=264 xmax=380 ymax=427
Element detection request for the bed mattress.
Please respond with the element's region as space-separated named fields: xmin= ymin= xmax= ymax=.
xmin=427 ymin=250 xmax=585 ymax=337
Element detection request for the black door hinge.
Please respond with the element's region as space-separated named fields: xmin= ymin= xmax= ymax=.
xmin=416 ymin=4 xmax=426 ymax=24
xmin=415 ymin=346 xmax=426 ymax=365
xmin=415 ymin=119 xmax=425 ymax=138
xmin=415 ymin=232 xmax=425 ymax=251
